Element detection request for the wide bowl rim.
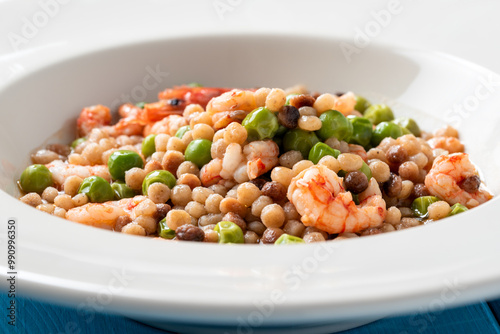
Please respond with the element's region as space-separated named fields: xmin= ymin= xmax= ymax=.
xmin=1 ymin=32 xmax=500 ymax=325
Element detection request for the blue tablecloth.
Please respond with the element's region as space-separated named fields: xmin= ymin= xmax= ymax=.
xmin=2 ymin=293 xmax=500 ymax=333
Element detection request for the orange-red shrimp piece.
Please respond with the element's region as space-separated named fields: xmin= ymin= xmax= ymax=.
xmin=113 ymin=103 xmax=146 ymax=136
xmin=77 ymin=105 xmax=112 ymax=137
xmin=425 ymin=153 xmax=493 ymax=208
xmin=200 ymin=158 xmax=223 ymax=187
xmin=243 ymin=140 xmax=279 ymax=180
xmin=46 ymin=160 xmax=111 ymax=185
xmin=334 ymin=92 xmax=357 ymax=116
xmin=206 ymin=89 xmax=257 ymax=114
xmin=141 ymin=86 xmax=231 ymax=123
xmin=66 ymin=196 xmax=149 ymax=230
xmin=427 ymin=136 xmax=464 ymax=154
xmin=288 ymin=165 xmax=386 ymax=234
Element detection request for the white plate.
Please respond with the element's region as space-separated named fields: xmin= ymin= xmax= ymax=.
xmin=1 ymin=9 xmax=500 ymax=334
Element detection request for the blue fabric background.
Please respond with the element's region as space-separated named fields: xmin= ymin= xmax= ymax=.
xmin=2 ymin=294 xmax=500 ymax=333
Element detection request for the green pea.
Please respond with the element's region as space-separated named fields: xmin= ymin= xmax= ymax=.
xmin=175 ymin=125 xmax=191 ymax=139
xmin=308 ymin=142 xmax=340 ymax=164
xmin=242 ymin=107 xmax=279 ymax=141
xmin=135 ymin=102 xmax=146 ymax=109
xmin=275 ymin=124 xmax=288 ymax=137
xmin=352 ymin=193 xmax=360 ymax=205
xmin=108 ymin=150 xmax=144 ymax=181
xmin=449 ymin=203 xmax=468 ymax=216
xmin=316 ymin=110 xmax=353 ymax=142
xmin=187 ymin=82 xmax=203 ymax=87
xmin=364 ymin=104 xmax=394 ymax=125
xmin=214 ymin=221 xmax=244 ymax=244
xmin=275 ymin=234 xmax=305 ymax=245
xmin=141 ymin=134 xmax=157 ymax=158
xmin=158 ymin=218 xmax=176 ymax=239
xmin=283 ymin=129 xmax=320 ymax=158
xmin=111 ymin=182 xmax=135 ymax=200
xmin=348 ymin=116 xmax=373 ymax=148
xmin=360 ymin=161 xmax=372 ymax=180
xmin=273 ymin=124 xmax=288 ymax=151
xmin=371 ymin=122 xmax=403 ymax=147
xmin=184 ymin=139 xmax=212 ymax=168
xmin=78 ymin=176 xmax=114 ymax=203
xmin=71 ymin=137 xmax=86 ymax=149
xmin=411 ymin=196 xmax=440 ymax=218
xmin=399 ymin=125 xmax=412 ymax=135
xmin=285 ymin=94 xmax=299 ymax=105
xmin=142 ymin=170 xmax=176 ymax=195
xmin=393 ymin=117 xmax=421 ymax=137
xmin=354 ymin=95 xmax=371 ymax=114
xmin=19 ymin=164 xmax=53 ymax=194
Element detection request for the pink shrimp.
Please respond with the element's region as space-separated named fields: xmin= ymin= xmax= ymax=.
xmin=76 ymin=86 xmax=228 ymax=137
xmin=334 ymin=92 xmax=357 ymax=116
xmin=427 ymin=136 xmax=464 ymax=154
xmin=348 ymin=144 xmax=368 ymax=162
xmin=76 ymin=105 xmax=112 ymax=137
xmin=206 ymin=89 xmax=257 ymax=128
xmin=287 ymin=165 xmax=386 ymax=234
xmin=66 ymin=196 xmax=148 ymax=230
xmin=425 ymin=153 xmax=493 ymax=208
xmin=76 ymin=103 xmax=145 ymax=137
xmin=142 ymin=85 xmax=231 ymax=122
xmin=46 ymin=160 xmax=110 ymax=185
xmin=200 ymin=158 xmax=223 ymax=187
xmin=206 ymin=89 xmax=256 ymax=114
xmin=243 ymin=140 xmax=279 ymax=180
xmin=112 ymin=103 xmax=145 ymax=136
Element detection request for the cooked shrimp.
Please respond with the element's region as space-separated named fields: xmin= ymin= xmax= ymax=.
xmin=76 ymin=105 xmax=112 ymax=137
xmin=287 ymin=165 xmax=386 ymax=233
xmin=220 ymin=143 xmax=244 ymax=180
xmin=427 ymin=136 xmax=464 ymax=154
xmin=334 ymin=92 xmax=357 ymax=116
xmin=425 ymin=153 xmax=493 ymax=208
xmin=348 ymin=144 xmax=368 ymax=162
xmin=243 ymin=140 xmax=279 ymax=180
xmin=66 ymin=196 xmax=148 ymax=229
xmin=433 ymin=125 xmax=459 ymax=138
xmin=77 ymin=103 xmax=145 ymax=137
xmin=140 ymin=86 xmax=230 ymax=123
xmin=143 ymin=114 xmax=188 ymax=137
xmin=158 ymin=85 xmax=230 ymax=107
xmin=206 ymin=89 xmax=257 ymax=126
xmin=200 ymin=158 xmax=223 ymax=186
xmin=111 ymin=103 xmax=145 ymax=136
xmin=212 ymin=110 xmax=248 ymax=130
xmin=46 ymin=160 xmax=110 ymax=185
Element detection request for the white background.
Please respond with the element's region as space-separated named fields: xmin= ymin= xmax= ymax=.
xmin=1 ymin=0 xmax=500 ymax=84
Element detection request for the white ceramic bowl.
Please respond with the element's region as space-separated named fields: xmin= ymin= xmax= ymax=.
xmin=1 ymin=34 xmax=500 ymax=333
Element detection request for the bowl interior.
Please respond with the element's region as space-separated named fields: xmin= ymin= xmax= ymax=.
xmin=1 ymin=34 xmax=499 ymax=196
xmin=1 ymin=35 xmax=500 ymax=326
